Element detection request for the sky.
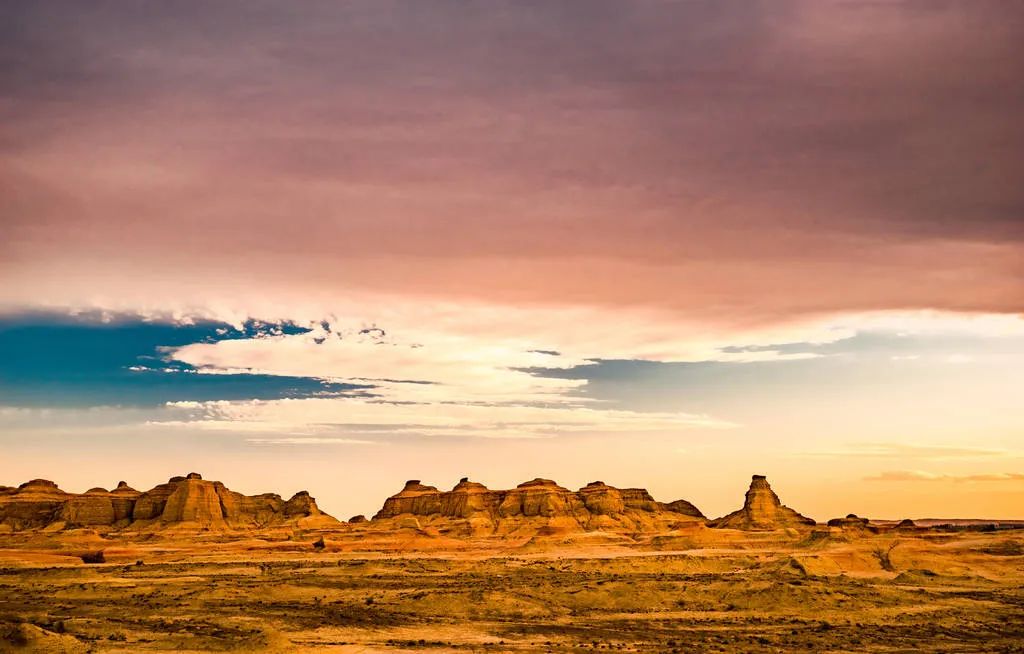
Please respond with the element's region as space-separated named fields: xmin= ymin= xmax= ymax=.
xmin=1 ymin=1 xmax=1022 ymax=521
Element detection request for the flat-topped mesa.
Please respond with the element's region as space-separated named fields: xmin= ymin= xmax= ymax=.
xmin=18 ymin=479 xmax=63 ymax=492
xmin=710 ymin=475 xmax=815 ymax=531
xmin=827 ymin=513 xmax=878 ymax=534
xmin=0 ymin=474 xmax=340 ymax=532
xmin=0 ymin=479 xmax=68 ymax=531
xmin=60 ymin=487 xmax=118 ymax=527
xmin=499 ymin=479 xmax=579 ymax=518
xmin=373 ymin=480 xmax=443 ymax=519
xmin=156 ymin=475 xmax=228 ymax=526
xmin=442 ymin=478 xmax=499 ymax=519
xmin=578 ymin=482 xmax=627 ymax=515
xmin=371 ymin=477 xmax=706 ymax=536
xmin=827 ymin=513 xmax=869 ymax=527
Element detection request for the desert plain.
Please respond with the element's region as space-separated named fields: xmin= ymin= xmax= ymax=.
xmin=1 ymin=473 xmax=1022 ymax=653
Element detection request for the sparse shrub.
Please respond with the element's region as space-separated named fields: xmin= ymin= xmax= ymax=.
xmin=873 ymin=541 xmax=899 ymax=572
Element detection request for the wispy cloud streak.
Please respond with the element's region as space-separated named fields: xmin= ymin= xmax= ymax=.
xmin=866 ymin=471 xmax=1024 ymax=483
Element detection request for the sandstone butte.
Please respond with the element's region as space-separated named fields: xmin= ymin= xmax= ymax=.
xmin=1 ymin=473 xmax=848 ymax=536
xmin=370 ymin=475 xmax=828 ymax=537
xmin=709 ymin=475 xmax=816 ymax=530
xmin=370 ymin=477 xmax=709 ymax=537
xmin=0 ymin=473 xmax=338 ymax=532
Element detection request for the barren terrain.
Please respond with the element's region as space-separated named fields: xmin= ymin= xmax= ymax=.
xmin=2 ymin=527 xmax=1023 ymax=653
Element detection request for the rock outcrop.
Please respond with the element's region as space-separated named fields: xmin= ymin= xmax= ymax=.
xmin=665 ymin=498 xmax=706 ymax=519
xmin=372 ymin=477 xmax=704 ymax=536
xmin=710 ymin=475 xmax=815 ymax=530
xmin=59 ymin=487 xmax=118 ymax=527
xmin=0 ymin=480 xmax=68 ymax=531
xmin=0 ymin=621 xmax=88 ymax=653
xmin=827 ymin=514 xmax=879 ymax=535
xmin=376 ymin=480 xmax=445 ymax=518
xmin=0 ymin=473 xmax=339 ymax=532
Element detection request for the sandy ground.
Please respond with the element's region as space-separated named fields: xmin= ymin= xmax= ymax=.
xmin=1 ymin=528 xmax=1023 ymax=653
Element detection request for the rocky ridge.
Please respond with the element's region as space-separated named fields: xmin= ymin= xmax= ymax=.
xmin=0 ymin=473 xmax=338 ymax=532
xmin=1 ymin=472 xmax=823 ymax=536
xmin=371 ymin=477 xmax=706 ymax=536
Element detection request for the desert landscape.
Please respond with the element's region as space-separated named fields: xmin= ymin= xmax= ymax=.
xmin=6 ymin=3 xmax=1024 ymax=650
xmin=2 ymin=473 xmax=1022 ymax=653
xmin=3 ymin=3 xmax=1024 ymax=651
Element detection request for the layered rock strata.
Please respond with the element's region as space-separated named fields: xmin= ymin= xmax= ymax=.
xmin=0 ymin=473 xmax=338 ymax=532
xmin=372 ymin=478 xmax=705 ymax=536
xmin=710 ymin=475 xmax=816 ymax=530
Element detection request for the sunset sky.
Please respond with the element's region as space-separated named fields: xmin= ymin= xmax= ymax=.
xmin=2 ymin=1 xmax=1022 ymax=520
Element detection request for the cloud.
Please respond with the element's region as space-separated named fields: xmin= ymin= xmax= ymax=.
xmin=152 ymin=396 xmax=732 ymax=440
xmin=801 ymin=443 xmax=1013 ymax=460
xmin=7 ymin=307 xmax=1022 ymax=438
xmin=245 ymin=437 xmax=375 ymax=446
xmin=865 ymin=471 xmax=1024 ymax=483
xmin=156 ymin=307 xmax=1016 ymax=436
xmin=1 ymin=2 xmax=1022 ymax=325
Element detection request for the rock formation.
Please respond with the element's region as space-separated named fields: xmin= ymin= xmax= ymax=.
xmin=59 ymin=487 xmax=118 ymax=527
xmin=665 ymin=498 xmax=706 ymax=519
xmin=376 ymin=480 xmax=445 ymax=518
xmin=0 ymin=480 xmax=68 ymax=531
xmin=710 ymin=475 xmax=815 ymax=530
xmin=827 ymin=514 xmax=879 ymax=535
xmin=827 ymin=514 xmax=868 ymax=528
xmin=0 ymin=473 xmax=339 ymax=532
xmin=1 ymin=472 xmax=844 ymax=539
xmin=372 ymin=477 xmax=704 ymax=536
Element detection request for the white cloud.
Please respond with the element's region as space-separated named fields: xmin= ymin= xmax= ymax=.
xmin=153 ymin=396 xmax=733 ymax=440
xmin=136 ymin=304 xmax=1024 ymax=439
xmin=17 ymin=296 xmax=1019 ymax=441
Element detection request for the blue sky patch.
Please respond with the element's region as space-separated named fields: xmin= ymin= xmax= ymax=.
xmin=0 ymin=312 xmax=371 ymax=407
xmin=522 ymin=329 xmax=1024 ymax=414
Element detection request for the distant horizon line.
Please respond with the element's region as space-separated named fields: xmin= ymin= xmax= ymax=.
xmin=5 ymin=471 xmax=1023 ymax=524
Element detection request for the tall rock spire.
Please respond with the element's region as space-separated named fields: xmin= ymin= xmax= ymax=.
xmin=710 ymin=475 xmax=815 ymax=530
